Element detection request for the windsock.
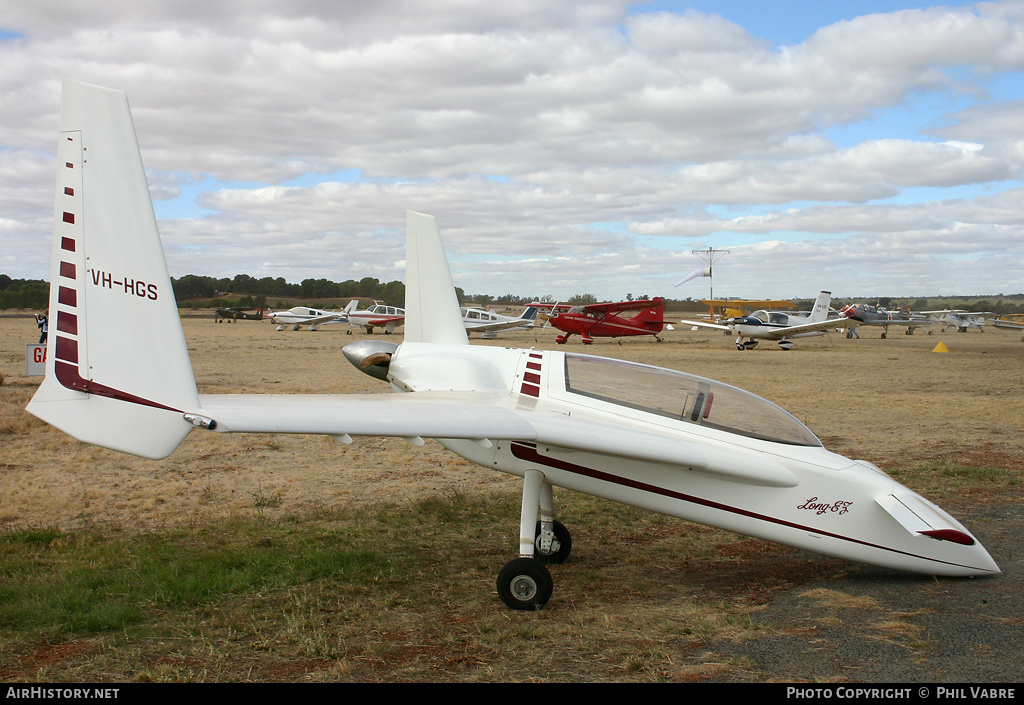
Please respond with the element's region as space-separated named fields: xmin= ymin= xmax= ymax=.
xmin=675 ymin=267 xmax=711 ymax=287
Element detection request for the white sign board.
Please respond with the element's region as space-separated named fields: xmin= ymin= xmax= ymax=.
xmin=25 ymin=343 xmax=46 ymax=376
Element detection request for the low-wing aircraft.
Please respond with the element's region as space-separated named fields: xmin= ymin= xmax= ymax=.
xmin=345 ymin=300 xmax=405 ymax=335
xmin=839 ymin=303 xmax=934 ymax=337
xmin=28 ymin=82 xmax=998 ymax=611
xmin=681 ymin=292 xmax=844 ymax=350
xmin=266 ymin=305 xmax=348 ymax=331
xmin=531 ymin=298 xmax=672 ymax=344
xmin=214 ymin=306 xmax=264 ymax=323
xmin=922 ymin=310 xmax=988 ymax=333
xmin=462 ymin=306 xmax=538 ymax=339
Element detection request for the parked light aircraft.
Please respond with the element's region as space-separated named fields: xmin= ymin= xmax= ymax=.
xmin=531 ymin=299 xmax=672 ymax=344
xmin=345 ymin=300 xmax=405 ymax=335
xmin=839 ymin=303 xmax=934 ymax=337
xmin=991 ymin=314 xmax=1024 ymax=331
xmin=922 ymin=310 xmax=988 ymax=333
xmin=681 ymin=292 xmax=844 ymax=350
xmin=266 ymin=305 xmax=348 ymax=331
xmin=462 ymin=306 xmax=538 ymax=339
xmin=214 ymin=306 xmax=264 ymax=323
xmin=694 ymin=298 xmax=797 ymax=322
xmin=28 ymin=82 xmax=999 ymax=611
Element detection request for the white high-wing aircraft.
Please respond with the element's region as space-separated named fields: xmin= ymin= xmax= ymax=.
xmin=28 ymin=82 xmax=999 ymax=610
xmin=680 ymin=291 xmax=846 ymax=350
xmin=922 ymin=310 xmax=988 ymax=333
xmin=266 ymin=304 xmax=350 ymax=331
xmin=461 ymin=306 xmax=538 ymax=339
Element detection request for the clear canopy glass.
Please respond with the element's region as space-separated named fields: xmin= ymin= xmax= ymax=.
xmin=563 ymin=354 xmax=821 ymax=447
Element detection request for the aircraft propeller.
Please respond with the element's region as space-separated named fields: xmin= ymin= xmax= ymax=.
xmin=342 ymin=340 xmax=398 ymax=381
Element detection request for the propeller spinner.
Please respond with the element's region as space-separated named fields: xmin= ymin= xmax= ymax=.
xmin=343 ymin=340 xmax=398 ymax=381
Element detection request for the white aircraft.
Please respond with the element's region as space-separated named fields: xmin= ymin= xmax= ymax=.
xmin=923 ymin=310 xmax=988 ymax=333
xmin=680 ymin=291 xmax=845 ymax=350
xmin=28 ymin=81 xmax=998 ymax=610
xmin=461 ymin=306 xmax=538 ymax=339
xmin=266 ymin=304 xmax=349 ymax=331
xmin=344 ymin=301 xmax=405 ymax=335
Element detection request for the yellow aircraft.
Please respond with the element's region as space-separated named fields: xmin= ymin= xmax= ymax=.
xmin=699 ymin=299 xmax=796 ymax=321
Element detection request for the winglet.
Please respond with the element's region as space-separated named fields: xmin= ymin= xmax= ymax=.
xmin=403 ymin=212 xmax=468 ymax=345
xmin=25 ymin=80 xmax=198 ymax=459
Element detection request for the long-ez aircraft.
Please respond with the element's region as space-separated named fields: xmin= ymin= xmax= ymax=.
xmin=29 ymin=82 xmax=998 ymax=610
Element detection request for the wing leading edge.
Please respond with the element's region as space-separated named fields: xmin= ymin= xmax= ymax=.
xmin=195 ymin=392 xmax=799 ymax=488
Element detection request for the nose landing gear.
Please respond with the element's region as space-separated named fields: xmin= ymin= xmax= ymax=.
xmin=496 ymin=469 xmax=573 ymax=610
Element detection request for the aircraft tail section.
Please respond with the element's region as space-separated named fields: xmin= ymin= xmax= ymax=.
xmin=636 ymin=297 xmax=666 ymax=329
xmin=403 ymin=211 xmax=469 ymax=345
xmin=809 ymin=291 xmax=832 ymax=322
xmin=521 ymin=306 xmax=539 ymax=322
xmin=26 ymin=80 xmax=198 ymax=459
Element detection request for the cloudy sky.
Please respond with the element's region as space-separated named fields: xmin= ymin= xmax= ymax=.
xmin=2 ymin=1 xmax=1022 ymax=302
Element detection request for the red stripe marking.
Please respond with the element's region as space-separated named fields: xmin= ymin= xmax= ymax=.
xmin=57 ymin=311 xmax=77 ymax=335
xmin=63 ymin=212 xmax=75 ymax=224
xmin=520 ymin=384 xmax=540 ymax=397
xmin=54 ymin=361 xmax=182 ymax=413
xmin=524 ymin=372 xmax=540 ymax=384
xmin=61 ymin=237 xmax=75 ymax=252
xmin=55 ymin=336 xmax=78 ymax=364
xmin=527 ymin=362 xmax=541 ymax=371
xmin=509 ymin=442 xmax=980 ymax=571
xmin=60 ymin=261 xmax=76 ymax=279
xmin=58 ymin=286 xmax=77 ymax=307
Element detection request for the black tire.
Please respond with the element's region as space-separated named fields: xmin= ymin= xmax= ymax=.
xmin=497 ymin=558 xmax=552 ymax=610
xmin=534 ymin=520 xmax=572 ymax=564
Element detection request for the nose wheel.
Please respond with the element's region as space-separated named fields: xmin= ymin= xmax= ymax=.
xmin=497 ymin=558 xmax=552 ymax=610
xmin=497 ymin=470 xmax=573 ymax=610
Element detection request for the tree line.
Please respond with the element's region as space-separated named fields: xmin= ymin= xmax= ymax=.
xmin=3 ymin=271 xmax=1024 ymax=315
xmin=0 ymin=276 xmax=49 ymax=310
xmin=170 ymin=273 xmax=407 ymax=306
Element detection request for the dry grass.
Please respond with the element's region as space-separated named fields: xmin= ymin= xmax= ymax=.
xmin=0 ymin=311 xmax=1021 ymax=682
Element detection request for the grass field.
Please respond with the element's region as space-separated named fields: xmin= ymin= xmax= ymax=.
xmin=0 ymin=313 xmax=1021 ymax=682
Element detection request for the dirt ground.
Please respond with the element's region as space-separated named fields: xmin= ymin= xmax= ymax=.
xmin=1 ymin=311 xmax=1022 ymax=682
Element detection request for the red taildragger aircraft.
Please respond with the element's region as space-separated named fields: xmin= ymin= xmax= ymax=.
xmin=532 ymin=298 xmax=671 ymax=344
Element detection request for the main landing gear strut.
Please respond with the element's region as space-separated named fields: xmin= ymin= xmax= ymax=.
xmin=496 ymin=469 xmax=572 ymax=610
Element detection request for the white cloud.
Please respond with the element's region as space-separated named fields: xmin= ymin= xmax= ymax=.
xmin=1 ymin=2 xmax=1022 ymax=299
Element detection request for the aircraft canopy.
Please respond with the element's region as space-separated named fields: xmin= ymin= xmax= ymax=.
xmin=563 ymin=354 xmax=821 ymax=447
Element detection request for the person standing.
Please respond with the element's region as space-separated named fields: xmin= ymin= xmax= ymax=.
xmin=36 ymin=311 xmax=48 ymax=344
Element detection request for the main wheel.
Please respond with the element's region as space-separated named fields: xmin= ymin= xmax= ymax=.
xmin=534 ymin=520 xmax=572 ymax=564
xmin=497 ymin=558 xmax=553 ymax=610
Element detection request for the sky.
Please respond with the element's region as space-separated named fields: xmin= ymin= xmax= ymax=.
xmin=1 ymin=1 xmax=1022 ymax=302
